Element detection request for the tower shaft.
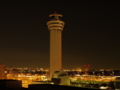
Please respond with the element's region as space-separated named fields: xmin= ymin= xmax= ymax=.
xmin=50 ymin=30 xmax=62 ymax=76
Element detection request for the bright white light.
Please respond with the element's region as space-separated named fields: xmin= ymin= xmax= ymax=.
xmin=99 ymin=86 xmax=108 ymax=89
xmin=51 ymin=82 xmax=54 ymax=84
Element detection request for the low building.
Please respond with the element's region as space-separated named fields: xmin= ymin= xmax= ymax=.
xmin=0 ymin=79 xmax=22 ymax=90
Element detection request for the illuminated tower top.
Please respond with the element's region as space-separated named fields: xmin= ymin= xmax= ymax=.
xmin=49 ymin=12 xmax=62 ymax=18
xmin=47 ymin=12 xmax=65 ymax=30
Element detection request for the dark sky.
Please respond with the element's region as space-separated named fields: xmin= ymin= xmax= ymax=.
xmin=0 ymin=0 xmax=120 ymax=69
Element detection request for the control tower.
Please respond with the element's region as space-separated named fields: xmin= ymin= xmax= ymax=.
xmin=47 ymin=13 xmax=65 ymax=76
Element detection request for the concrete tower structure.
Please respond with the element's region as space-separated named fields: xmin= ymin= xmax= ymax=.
xmin=47 ymin=13 xmax=65 ymax=76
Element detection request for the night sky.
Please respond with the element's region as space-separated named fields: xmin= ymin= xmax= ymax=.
xmin=0 ymin=1 xmax=120 ymax=69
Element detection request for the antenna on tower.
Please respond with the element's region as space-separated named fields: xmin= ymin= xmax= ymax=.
xmin=49 ymin=12 xmax=62 ymax=17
